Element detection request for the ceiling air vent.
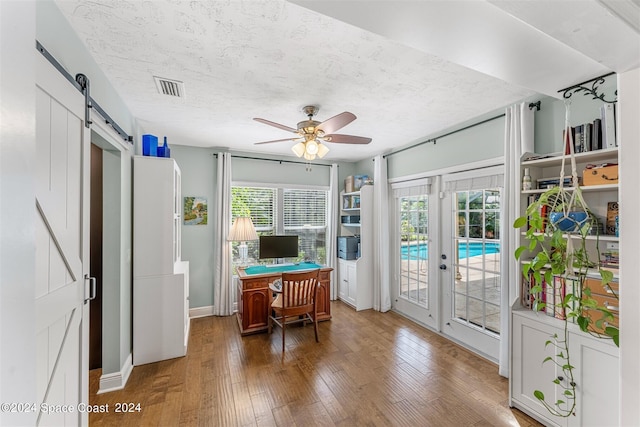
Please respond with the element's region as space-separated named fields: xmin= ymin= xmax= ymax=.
xmin=153 ymin=76 xmax=185 ymax=98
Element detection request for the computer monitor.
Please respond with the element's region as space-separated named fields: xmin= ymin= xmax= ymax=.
xmin=259 ymin=235 xmax=298 ymax=260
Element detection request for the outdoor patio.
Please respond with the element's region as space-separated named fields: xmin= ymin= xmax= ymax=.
xmin=400 ymin=251 xmax=501 ymax=334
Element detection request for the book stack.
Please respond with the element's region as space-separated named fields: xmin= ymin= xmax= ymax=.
xmin=525 ymin=194 xmax=547 ymax=232
xmin=537 ymin=176 xmax=577 ymax=190
xmin=563 ymin=104 xmax=617 ymax=154
xmin=600 ymin=247 xmax=619 ymax=269
xmin=521 ymin=271 xmax=581 ymax=320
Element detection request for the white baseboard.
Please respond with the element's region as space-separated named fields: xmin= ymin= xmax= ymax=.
xmin=98 ymin=353 xmax=133 ymax=394
xmin=189 ymin=305 xmax=213 ymax=318
xmin=189 ymin=303 xmax=238 ymax=319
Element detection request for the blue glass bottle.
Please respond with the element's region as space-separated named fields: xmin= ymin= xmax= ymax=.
xmin=157 ymin=136 xmax=170 ymax=158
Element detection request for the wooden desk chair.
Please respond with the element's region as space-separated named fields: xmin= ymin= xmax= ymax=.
xmin=268 ymin=269 xmax=320 ymax=353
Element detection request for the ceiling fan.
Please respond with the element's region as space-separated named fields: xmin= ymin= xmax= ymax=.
xmin=253 ymin=105 xmax=372 ymax=160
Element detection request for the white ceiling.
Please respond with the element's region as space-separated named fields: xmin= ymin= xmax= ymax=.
xmin=54 ymin=0 xmax=640 ymax=162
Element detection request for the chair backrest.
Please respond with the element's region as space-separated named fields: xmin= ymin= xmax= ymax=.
xmin=280 ymin=269 xmax=320 ymax=308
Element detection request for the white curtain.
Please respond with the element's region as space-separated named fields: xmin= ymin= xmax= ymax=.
xmin=213 ymin=152 xmax=233 ymax=316
xmin=501 ymin=103 xmax=535 ymax=376
xmin=327 ymin=164 xmax=339 ymax=299
xmin=373 ymin=155 xmax=391 ymax=312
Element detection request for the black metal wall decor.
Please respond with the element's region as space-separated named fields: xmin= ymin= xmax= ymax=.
xmin=559 ymin=72 xmax=618 ymax=104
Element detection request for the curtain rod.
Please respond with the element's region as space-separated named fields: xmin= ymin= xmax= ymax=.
xmin=36 ymin=41 xmax=133 ymax=144
xmin=214 ymin=153 xmax=332 ymax=167
xmin=383 ymin=113 xmax=505 ymax=159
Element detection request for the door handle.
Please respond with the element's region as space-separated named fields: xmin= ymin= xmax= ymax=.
xmin=84 ymin=274 xmax=96 ymax=303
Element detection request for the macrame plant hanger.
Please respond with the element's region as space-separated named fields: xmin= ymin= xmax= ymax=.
xmin=550 ymin=102 xmax=592 ymax=272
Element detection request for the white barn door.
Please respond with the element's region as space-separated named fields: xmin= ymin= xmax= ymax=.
xmin=35 ymin=53 xmax=90 ymax=425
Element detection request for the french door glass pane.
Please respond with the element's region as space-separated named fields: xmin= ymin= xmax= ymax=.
xmin=399 ymin=194 xmax=429 ymax=307
xmin=452 ymin=188 xmax=501 ymax=335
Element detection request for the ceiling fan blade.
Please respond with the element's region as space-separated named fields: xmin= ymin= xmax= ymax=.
xmin=253 ymin=118 xmax=298 ymax=133
xmin=316 ymin=112 xmax=356 ymax=134
xmin=324 ymin=134 xmax=372 ymax=144
xmin=254 ymin=137 xmax=300 ymax=145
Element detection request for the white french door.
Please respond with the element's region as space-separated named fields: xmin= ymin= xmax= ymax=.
xmin=391 ymin=178 xmax=439 ymax=330
xmin=440 ymin=168 xmax=503 ymax=361
xmin=35 ymin=53 xmax=90 ymax=425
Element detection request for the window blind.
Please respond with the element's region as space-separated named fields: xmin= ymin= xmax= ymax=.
xmin=231 ymin=187 xmax=276 ymax=232
xmin=284 ymin=189 xmax=327 ymax=229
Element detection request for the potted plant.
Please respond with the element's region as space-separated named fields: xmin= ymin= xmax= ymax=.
xmin=513 ymin=185 xmax=619 ymax=417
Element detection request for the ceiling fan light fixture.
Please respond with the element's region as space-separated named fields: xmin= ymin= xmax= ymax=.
xmin=305 ymin=139 xmax=319 ymax=155
xmin=253 ymin=107 xmax=370 ymax=160
xmin=291 ymin=142 xmax=306 ymax=157
xmin=317 ymin=143 xmax=329 ymax=158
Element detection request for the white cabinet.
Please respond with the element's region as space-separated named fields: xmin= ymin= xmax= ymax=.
xmin=338 ymin=185 xmax=373 ymax=311
xmin=511 ymin=311 xmax=619 ymax=427
xmin=133 ymin=156 xmax=189 ymax=366
xmin=338 ymin=259 xmax=372 ymax=311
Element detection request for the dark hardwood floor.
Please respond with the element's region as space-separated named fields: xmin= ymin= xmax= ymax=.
xmin=89 ymin=301 xmax=541 ymax=426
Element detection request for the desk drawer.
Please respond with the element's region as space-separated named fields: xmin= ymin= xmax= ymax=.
xmin=242 ymin=277 xmax=270 ymax=290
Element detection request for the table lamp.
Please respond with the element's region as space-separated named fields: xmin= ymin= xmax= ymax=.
xmin=228 ymin=217 xmax=258 ymax=266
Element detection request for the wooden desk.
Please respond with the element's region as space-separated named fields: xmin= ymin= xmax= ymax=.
xmin=236 ymin=263 xmax=332 ymax=336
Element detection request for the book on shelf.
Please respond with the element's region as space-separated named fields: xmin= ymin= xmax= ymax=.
xmin=601 ymin=103 xmax=617 ymax=148
xmin=521 ymin=270 xmax=582 ymax=321
xmin=606 ymin=201 xmax=619 ymax=235
xmin=593 ymin=118 xmax=602 ymax=150
xmin=524 ymin=193 xmax=549 ymax=233
xmin=553 ymin=276 xmax=565 ymax=319
xmin=544 ymin=278 xmax=555 ymax=317
xmin=562 ymin=118 xmax=607 ymax=154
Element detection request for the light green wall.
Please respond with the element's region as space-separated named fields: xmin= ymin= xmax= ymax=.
xmin=171 ymin=146 xmax=217 ymax=309
xmin=387 ymin=113 xmax=505 ymax=179
xmin=232 ymin=155 xmax=331 ymax=187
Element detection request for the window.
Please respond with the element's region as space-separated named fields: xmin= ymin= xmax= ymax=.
xmin=452 ymin=188 xmax=501 ymax=335
xmin=398 ymin=194 xmax=429 ymax=307
xmin=231 ymin=186 xmax=328 ymax=264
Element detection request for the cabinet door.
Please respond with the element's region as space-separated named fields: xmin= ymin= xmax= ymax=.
xmin=569 ymin=335 xmax=619 ymax=427
xmin=338 ymin=261 xmax=348 ymax=300
xmin=243 ymin=289 xmax=270 ymax=331
xmin=347 ymin=263 xmax=357 ymax=303
xmin=512 ymin=313 xmax=567 ymax=427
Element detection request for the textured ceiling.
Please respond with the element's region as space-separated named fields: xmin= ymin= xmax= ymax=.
xmin=54 ymin=0 xmax=639 ymax=161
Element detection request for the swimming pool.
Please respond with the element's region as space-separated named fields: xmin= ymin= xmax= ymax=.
xmin=401 ymin=241 xmax=499 ymax=260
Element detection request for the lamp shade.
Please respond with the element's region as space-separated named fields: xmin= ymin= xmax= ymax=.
xmin=317 ymin=143 xmax=329 ymax=158
xmin=228 ymin=217 xmax=258 ymax=241
xmin=291 ymin=142 xmax=306 ymax=157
